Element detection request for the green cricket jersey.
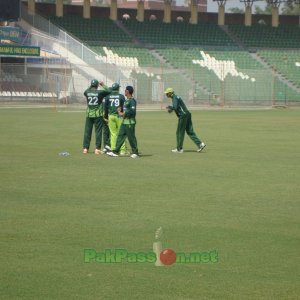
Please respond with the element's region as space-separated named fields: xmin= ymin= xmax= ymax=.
xmin=103 ymin=91 xmax=126 ymax=118
xmin=169 ymin=94 xmax=190 ymax=118
xmin=123 ymin=97 xmax=137 ymax=125
xmin=84 ymin=87 xmax=111 ymax=118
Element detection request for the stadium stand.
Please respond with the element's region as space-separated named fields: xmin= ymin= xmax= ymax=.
xmin=49 ymin=15 xmax=130 ymax=45
xmin=257 ymin=50 xmax=300 ymax=88
xmin=121 ymin=20 xmax=237 ymax=47
xmin=43 ymin=12 xmax=300 ymax=104
xmin=91 ymin=46 xmax=161 ymax=68
xmin=1 ymin=2 xmax=300 ymax=106
xmin=105 ymin=47 xmax=161 ymax=68
xmin=227 ymin=24 xmax=300 ymax=49
xmin=157 ymin=47 xmax=299 ymax=103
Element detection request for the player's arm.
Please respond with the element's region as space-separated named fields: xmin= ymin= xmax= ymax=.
xmin=166 ymin=105 xmax=173 ymax=113
xmin=99 ymin=81 xmax=108 ymax=89
xmin=119 ymin=95 xmax=125 ymax=112
xmin=172 ymin=96 xmax=179 ymax=111
xmin=99 ymin=82 xmax=112 ymax=97
xmin=100 ymin=89 xmax=112 ymax=98
xmin=117 ymin=96 xmax=125 ymax=116
xmin=123 ymin=99 xmax=136 ymax=118
xmin=166 ymin=95 xmax=177 ymax=112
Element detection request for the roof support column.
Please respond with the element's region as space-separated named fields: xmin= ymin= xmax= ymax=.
xmin=83 ymin=0 xmax=90 ymax=19
xmin=218 ymin=4 xmax=225 ymax=25
xmin=56 ymin=0 xmax=63 ymax=17
xmin=110 ymin=0 xmax=117 ymax=21
xmin=190 ymin=0 xmax=198 ymax=25
xmin=137 ymin=0 xmax=145 ymax=22
xmin=28 ymin=0 xmax=35 ymax=15
xmin=245 ymin=5 xmax=252 ymax=26
xmin=163 ymin=0 xmax=172 ymax=24
xmin=271 ymin=5 xmax=279 ymax=27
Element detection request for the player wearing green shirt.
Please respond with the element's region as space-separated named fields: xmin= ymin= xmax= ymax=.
xmin=82 ymin=79 xmax=112 ymax=154
xmin=103 ymin=83 xmax=127 ymax=155
xmin=164 ymin=87 xmax=206 ymax=153
xmin=107 ymin=86 xmax=139 ymax=159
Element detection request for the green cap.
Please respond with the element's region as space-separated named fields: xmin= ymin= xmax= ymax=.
xmin=111 ymin=83 xmax=120 ymax=90
xmin=91 ymin=79 xmax=99 ymax=87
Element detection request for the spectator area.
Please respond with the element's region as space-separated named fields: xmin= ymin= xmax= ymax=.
xmin=228 ymin=24 xmax=300 ymax=49
xmin=6 ymin=13 xmax=299 ymax=104
xmin=257 ymin=50 xmax=300 ymax=88
xmin=49 ymin=15 xmax=129 ymax=44
xmin=91 ymin=46 xmax=161 ymax=68
xmin=122 ymin=20 xmax=237 ymax=47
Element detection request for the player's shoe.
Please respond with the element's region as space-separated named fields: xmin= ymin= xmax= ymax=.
xmin=171 ymin=149 xmax=183 ymax=153
xmin=197 ymin=142 xmax=206 ymax=152
xmin=107 ymin=151 xmax=118 ymax=157
xmin=94 ymin=149 xmax=103 ymax=155
xmin=83 ymin=148 xmax=89 ymax=154
xmin=102 ymin=145 xmax=111 ymax=153
xmin=130 ymin=154 xmax=139 ymax=159
xmin=120 ymin=151 xmax=130 ymax=156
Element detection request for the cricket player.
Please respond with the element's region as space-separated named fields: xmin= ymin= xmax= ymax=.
xmin=107 ymin=86 xmax=139 ymax=159
xmin=82 ymin=79 xmax=112 ymax=154
xmin=103 ymin=83 xmax=127 ymax=155
xmin=164 ymin=87 xmax=206 ymax=153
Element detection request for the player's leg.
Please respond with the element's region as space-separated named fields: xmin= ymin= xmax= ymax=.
xmin=125 ymin=124 xmax=139 ymax=155
xmin=83 ymin=117 xmax=93 ymax=152
xmin=103 ymin=120 xmax=110 ymax=149
xmin=185 ymin=113 xmax=202 ymax=145
xmin=117 ymin=117 xmax=127 ymax=154
xmin=114 ymin=124 xmax=127 ymax=154
xmin=176 ymin=116 xmax=188 ymax=151
xmin=95 ymin=116 xmax=103 ymax=151
xmin=108 ymin=115 xmax=118 ymax=150
xmin=186 ymin=114 xmax=206 ymax=152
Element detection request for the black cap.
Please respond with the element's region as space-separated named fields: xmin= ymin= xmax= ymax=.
xmin=126 ymin=86 xmax=134 ymax=94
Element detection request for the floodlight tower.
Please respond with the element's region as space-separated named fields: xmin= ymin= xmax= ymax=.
xmin=266 ymin=0 xmax=284 ymax=27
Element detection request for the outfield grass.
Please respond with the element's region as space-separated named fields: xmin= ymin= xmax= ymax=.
xmin=0 ymin=107 xmax=299 ymax=299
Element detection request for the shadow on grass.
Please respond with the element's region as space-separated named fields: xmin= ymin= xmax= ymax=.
xmin=104 ymin=154 xmax=154 ymax=158
xmin=139 ymin=154 xmax=153 ymax=157
xmin=183 ymin=150 xmax=207 ymax=153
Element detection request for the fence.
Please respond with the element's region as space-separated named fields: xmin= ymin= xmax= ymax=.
xmin=1 ymin=61 xmax=300 ymax=107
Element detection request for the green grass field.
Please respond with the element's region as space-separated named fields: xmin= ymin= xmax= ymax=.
xmin=0 ymin=107 xmax=300 ymax=299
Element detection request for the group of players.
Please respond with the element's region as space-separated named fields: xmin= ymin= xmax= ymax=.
xmin=82 ymin=79 xmax=139 ymax=158
xmin=82 ymin=79 xmax=206 ymax=159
